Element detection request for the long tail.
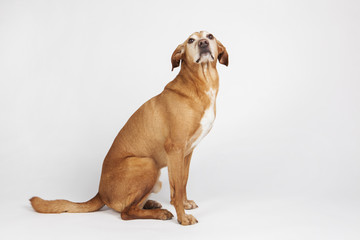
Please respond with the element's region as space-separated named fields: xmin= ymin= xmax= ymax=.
xmin=30 ymin=193 xmax=104 ymax=213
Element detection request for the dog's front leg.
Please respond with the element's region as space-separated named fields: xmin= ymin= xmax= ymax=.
xmin=183 ymin=151 xmax=198 ymax=209
xmin=170 ymin=151 xmax=198 ymax=210
xmin=167 ymin=148 xmax=198 ymax=225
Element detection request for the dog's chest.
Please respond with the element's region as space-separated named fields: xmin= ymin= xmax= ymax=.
xmin=189 ymin=89 xmax=216 ymax=149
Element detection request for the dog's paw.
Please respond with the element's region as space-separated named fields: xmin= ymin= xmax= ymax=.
xmin=143 ymin=200 xmax=162 ymax=209
xmin=184 ymin=200 xmax=198 ymax=210
xmin=159 ymin=209 xmax=174 ymax=220
xmin=177 ymin=214 xmax=198 ymax=225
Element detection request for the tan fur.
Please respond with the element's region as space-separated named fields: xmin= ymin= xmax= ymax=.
xmin=30 ymin=31 xmax=228 ymax=225
xmin=30 ymin=194 xmax=103 ymax=213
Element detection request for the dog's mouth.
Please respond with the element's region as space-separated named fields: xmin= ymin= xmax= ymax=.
xmin=196 ymin=49 xmax=215 ymax=63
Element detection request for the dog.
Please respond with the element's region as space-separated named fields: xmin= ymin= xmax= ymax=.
xmin=30 ymin=31 xmax=228 ymax=225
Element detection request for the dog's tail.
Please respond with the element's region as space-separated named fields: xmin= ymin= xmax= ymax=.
xmin=29 ymin=193 xmax=104 ymax=213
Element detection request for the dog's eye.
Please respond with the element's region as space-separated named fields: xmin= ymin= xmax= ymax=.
xmin=188 ymin=38 xmax=195 ymax=44
xmin=207 ymin=34 xmax=214 ymax=40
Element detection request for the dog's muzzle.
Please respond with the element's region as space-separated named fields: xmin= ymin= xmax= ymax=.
xmin=196 ymin=39 xmax=214 ymax=63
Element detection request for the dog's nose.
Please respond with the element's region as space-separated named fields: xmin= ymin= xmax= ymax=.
xmin=198 ymin=39 xmax=209 ymax=48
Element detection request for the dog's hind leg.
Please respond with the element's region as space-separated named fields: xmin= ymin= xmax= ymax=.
xmin=100 ymin=156 xmax=173 ymax=220
xmin=121 ymin=192 xmax=173 ymax=220
xmin=142 ymin=180 xmax=162 ymax=209
xmin=119 ymin=158 xmax=173 ymax=220
xmin=143 ymin=199 xmax=162 ymax=209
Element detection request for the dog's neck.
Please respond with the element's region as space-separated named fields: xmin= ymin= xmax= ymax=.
xmin=165 ymin=60 xmax=219 ymax=104
xmin=178 ymin=60 xmax=219 ymax=91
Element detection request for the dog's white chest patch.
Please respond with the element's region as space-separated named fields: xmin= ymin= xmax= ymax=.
xmin=190 ymin=89 xmax=216 ymax=149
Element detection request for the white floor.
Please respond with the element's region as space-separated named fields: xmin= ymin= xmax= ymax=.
xmin=2 ymin=192 xmax=359 ymax=240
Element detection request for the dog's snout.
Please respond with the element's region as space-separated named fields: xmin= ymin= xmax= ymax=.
xmin=198 ymin=39 xmax=209 ymax=48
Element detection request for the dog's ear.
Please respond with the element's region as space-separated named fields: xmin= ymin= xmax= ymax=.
xmin=217 ymin=40 xmax=229 ymax=66
xmin=171 ymin=43 xmax=185 ymax=71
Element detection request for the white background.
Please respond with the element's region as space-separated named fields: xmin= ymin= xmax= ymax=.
xmin=1 ymin=0 xmax=359 ymax=239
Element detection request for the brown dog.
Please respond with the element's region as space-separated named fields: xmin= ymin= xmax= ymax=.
xmin=30 ymin=31 xmax=228 ymax=225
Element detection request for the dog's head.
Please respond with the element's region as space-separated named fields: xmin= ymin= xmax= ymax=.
xmin=171 ymin=31 xmax=228 ymax=71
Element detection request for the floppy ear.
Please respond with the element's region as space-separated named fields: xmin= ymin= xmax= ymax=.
xmin=171 ymin=43 xmax=185 ymax=71
xmin=217 ymin=40 xmax=229 ymax=66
